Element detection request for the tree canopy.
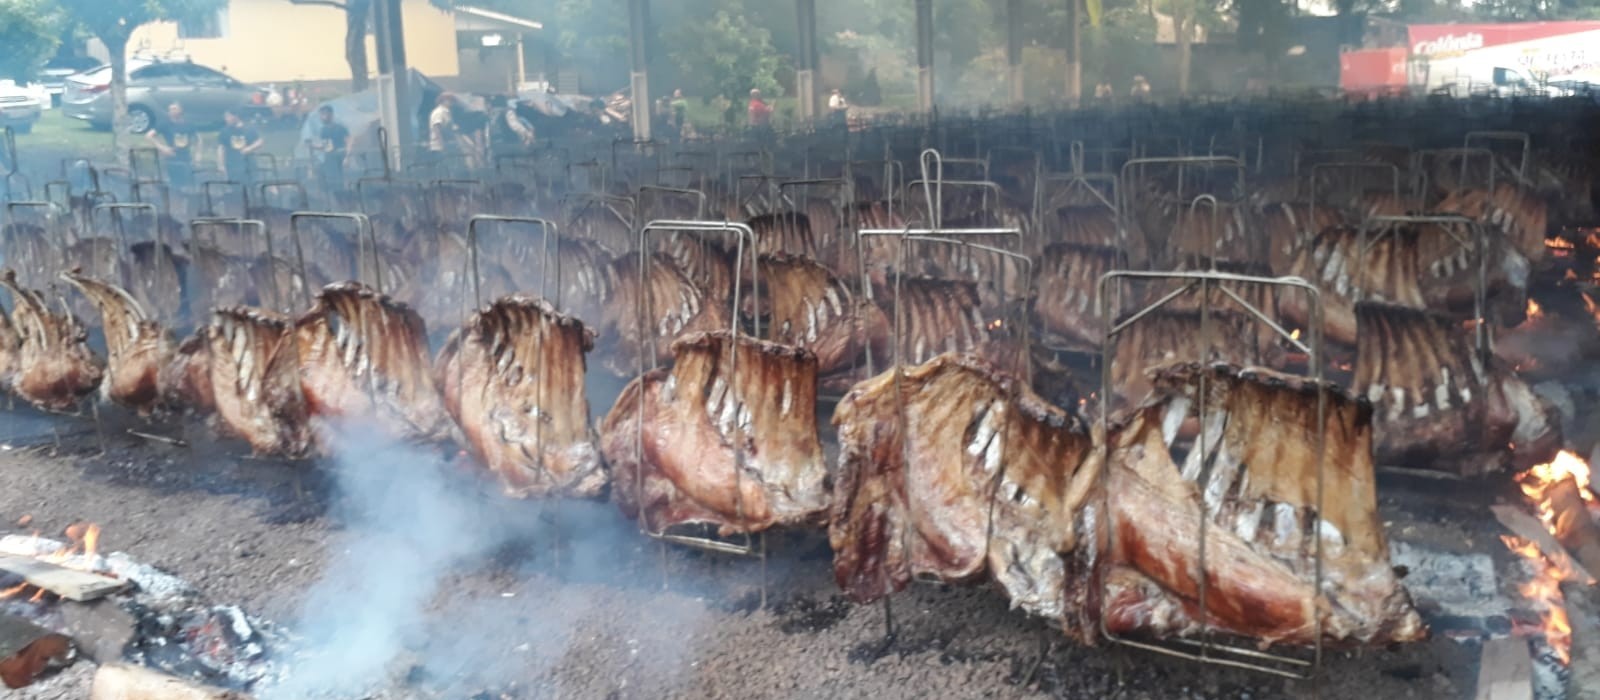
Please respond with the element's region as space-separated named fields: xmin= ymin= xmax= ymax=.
xmin=0 ymin=0 xmax=65 ymax=81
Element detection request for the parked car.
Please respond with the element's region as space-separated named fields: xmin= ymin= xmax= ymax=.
xmin=39 ymin=55 xmax=102 ymax=108
xmin=63 ymin=59 xmax=269 ymax=133
xmin=0 ymin=80 xmax=46 ymax=134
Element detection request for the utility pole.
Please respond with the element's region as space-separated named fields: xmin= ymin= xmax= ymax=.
xmin=915 ymin=0 xmax=934 ymax=114
xmin=1007 ymin=0 xmax=1025 ymax=106
xmin=372 ymin=0 xmax=411 ymax=169
xmin=628 ymin=0 xmax=652 ymax=142
xmin=1066 ymin=0 xmax=1082 ymax=107
xmin=796 ymin=0 xmax=819 ymax=122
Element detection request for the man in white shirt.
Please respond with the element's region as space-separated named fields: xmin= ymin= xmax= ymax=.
xmin=827 ymin=88 xmax=848 ymax=127
xmin=429 ymin=93 xmax=457 ymax=154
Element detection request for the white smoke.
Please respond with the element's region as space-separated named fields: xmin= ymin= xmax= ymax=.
xmin=261 ymin=420 xmax=714 ymax=698
xmin=264 ymin=424 xmax=545 ymax=699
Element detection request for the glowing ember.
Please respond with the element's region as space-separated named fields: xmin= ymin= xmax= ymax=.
xmin=1526 ymin=299 xmax=1544 ymax=321
xmin=1546 ymin=237 xmax=1575 ymax=254
xmin=987 ymin=318 xmax=1004 ymax=331
xmin=1289 ymin=328 xmax=1301 ymax=341
xmin=1502 ymin=535 xmax=1575 ymax=664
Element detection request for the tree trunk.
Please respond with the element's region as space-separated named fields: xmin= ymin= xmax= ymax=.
xmin=106 ymin=32 xmax=131 ymax=162
xmin=346 ymin=0 xmax=372 ymax=92
xmin=1176 ymin=15 xmax=1193 ymax=96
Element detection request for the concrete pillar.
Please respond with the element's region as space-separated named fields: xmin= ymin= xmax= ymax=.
xmin=796 ymin=0 xmax=818 ymax=122
xmin=1065 ymin=0 xmax=1082 ymax=107
xmin=1007 ymin=0 xmax=1024 ymax=106
xmin=915 ymin=0 xmax=934 ymax=114
xmin=372 ymin=0 xmax=412 ymax=169
xmin=628 ymin=0 xmax=652 ymax=142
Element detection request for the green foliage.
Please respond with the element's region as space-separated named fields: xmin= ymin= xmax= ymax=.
xmin=663 ymin=4 xmax=783 ymax=102
xmin=0 ymin=0 xmax=64 ymax=80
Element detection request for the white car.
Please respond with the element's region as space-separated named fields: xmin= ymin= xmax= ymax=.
xmin=0 ymin=80 xmax=46 ymax=134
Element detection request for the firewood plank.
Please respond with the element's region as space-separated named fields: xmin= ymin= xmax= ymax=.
xmin=1490 ymin=504 xmax=1594 ymax=582
xmin=90 ymin=664 xmax=252 ymax=700
xmin=0 ymin=555 xmax=128 ymax=601
xmin=1473 ymin=637 xmax=1533 ymax=700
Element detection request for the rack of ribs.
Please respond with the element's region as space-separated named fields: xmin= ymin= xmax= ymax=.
xmin=1352 ymin=302 xmax=1560 ymax=476
xmin=1032 ymin=244 xmax=1121 ymax=353
xmin=829 ymin=352 xmax=1097 ymax=618
xmin=595 ymin=252 xmax=729 ymax=377
xmin=207 ymin=307 xmax=312 ymax=457
xmin=600 ymin=331 xmax=828 ymax=536
xmin=1082 ymin=362 xmax=1425 ymax=647
xmin=748 ymin=253 xmax=888 ymax=380
xmin=0 ymin=270 xmax=103 ymax=412
xmin=1107 ymin=309 xmax=1268 ymax=413
xmin=435 ymin=295 xmax=606 ymax=498
xmin=59 ymin=272 xmax=175 ymax=416
xmin=293 ymin=282 xmax=451 ymax=443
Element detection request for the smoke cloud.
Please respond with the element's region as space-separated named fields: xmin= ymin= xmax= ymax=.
xmin=262 ymin=419 xmax=712 ymax=698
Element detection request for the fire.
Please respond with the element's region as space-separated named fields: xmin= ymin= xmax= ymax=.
xmin=1526 ymin=299 xmax=1544 ymax=321
xmin=1545 ymin=237 xmax=1575 ymax=254
xmin=1502 ymin=535 xmax=1575 ymax=664
xmin=1520 ymin=450 xmax=1595 ymax=508
xmin=1289 ymin=328 xmax=1301 ymax=341
xmin=0 ymin=522 xmax=106 ymax=602
xmin=988 ymin=318 xmax=1004 ymax=331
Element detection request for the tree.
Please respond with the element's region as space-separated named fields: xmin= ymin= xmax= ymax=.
xmin=57 ymin=0 xmax=222 ymax=155
xmin=290 ymin=0 xmax=373 ymax=92
xmin=0 ymin=0 xmax=64 ymax=81
xmin=663 ymin=5 xmax=784 ymax=110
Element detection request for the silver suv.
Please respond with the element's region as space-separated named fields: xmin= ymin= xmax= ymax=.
xmin=63 ymin=59 xmax=266 ymax=133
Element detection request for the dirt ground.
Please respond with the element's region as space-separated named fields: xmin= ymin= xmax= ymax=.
xmin=0 ymin=404 xmax=1515 ymax=700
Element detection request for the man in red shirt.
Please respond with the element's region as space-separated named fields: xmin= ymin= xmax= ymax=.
xmin=747 ymin=88 xmax=773 ymax=128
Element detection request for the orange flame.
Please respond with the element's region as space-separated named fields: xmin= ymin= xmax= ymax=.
xmin=1527 ymin=299 xmax=1544 ymax=321
xmin=1545 ymin=237 xmax=1575 ymax=252
xmin=1501 ymin=536 xmax=1575 ymax=664
xmin=1520 ymin=450 xmax=1595 ymax=509
xmin=988 ymin=318 xmax=1004 ymax=331
xmin=2 ymin=523 xmax=107 ymax=601
xmin=1290 ymin=328 xmax=1302 ymax=341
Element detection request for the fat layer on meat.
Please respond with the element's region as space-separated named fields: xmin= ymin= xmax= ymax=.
xmin=0 ymin=270 xmax=104 ymax=411
xmin=435 ymin=295 xmax=606 ymax=498
xmin=294 ymin=282 xmax=451 ymax=443
xmin=60 ymin=272 xmax=175 ymax=415
xmin=829 ymin=353 xmax=1097 ymax=619
xmin=1084 ymin=363 xmax=1425 ymax=646
xmin=601 ymin=331 xmax=828 ymax=535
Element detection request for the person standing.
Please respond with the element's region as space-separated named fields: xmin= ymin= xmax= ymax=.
xmin=485 ymin=95 xmax=535 ymax=163
xmin=217 ymin=109 xmax=263 ymax=185
xmin=747 ymin=88 xmax=773 ymax=128
xmin=670 ymin=89 xmax=689 ymax=131
xmin=307 ymin=105 xmax=351 ymax=194
xmin=827 ymin=88 xmax=848 ymax=127
xmin=147 ymin=102 xmax=199 ymax=188
xmin=429 ymin=93 xmax=460 ymax=157
xmin=1129 ymin=75 xmax=1152 ymax=100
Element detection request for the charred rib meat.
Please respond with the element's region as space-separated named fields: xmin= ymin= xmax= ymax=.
xmin=1082 ymin=363 xmax=1425 ymax=646
xmin=601 ymin=331 xmax=828 ymax=535
xmin=0 ymin=270 xmax=103 ymax=411
xmin=294 ymin=282 xmax=451 ymax=443
xmin=830 ymin=353 xmax=1097 ymax=618
xmin=435 ymin=295 xmax=606 ymax=498
xmin=207 ymin=307 xmax=313 ymax=457
xmin=60 ymin=272 xmax=175 ymax=415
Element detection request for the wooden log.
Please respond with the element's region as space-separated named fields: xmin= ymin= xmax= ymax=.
xmin=1546 ymin=477 xmax=1600 ymax=579
xmin=90 ymin=664 xmax=252 ymax=700
xmin=1474 ymin=637 xmax=1533 ymax=700
xmin=0 ymin=613 xmax=75 ymax=689
xmin=0 ymin=555 xmax=129 ymax=601
xmin=1492 ymin=504 xmax=1594 ymax=582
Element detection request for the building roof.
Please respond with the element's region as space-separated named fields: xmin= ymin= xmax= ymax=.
xmin=454 ymin=5 xmax=543 ymax=32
